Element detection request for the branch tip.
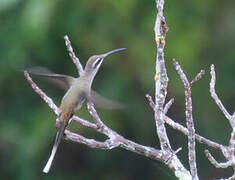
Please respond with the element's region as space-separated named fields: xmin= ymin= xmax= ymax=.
xmin=145 ymin=94 xmax=155 ymax=110
xmin=174 ymin=147 xmax=182 ymax=154
xmin=163 ymin=98 xmax=174 ymax=114
xmin=209 ymin=64 xmax=233 ymax=126
xmin=190 ymin=69 xmax=205 ymax=85
xmin=64 ymin=35 xmax=84 ymax=75
xmin=205 ymin=149 xmax=232 ymax=168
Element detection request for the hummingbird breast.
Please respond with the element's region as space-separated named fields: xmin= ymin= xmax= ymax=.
xmin=59 ymin=78 xmax=88 ymax=123
xmin=59 ymin=89 xmax=86 ymax=123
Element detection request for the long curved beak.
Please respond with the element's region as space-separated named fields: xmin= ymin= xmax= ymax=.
xmin=103 ymin=48 xmax=126 ymax=57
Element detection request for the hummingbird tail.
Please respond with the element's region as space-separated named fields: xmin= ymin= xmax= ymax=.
xmin=43 ymin=122 xmax=67 ymax=173
xmin=43 ymin=142 xmax=58 ymax=173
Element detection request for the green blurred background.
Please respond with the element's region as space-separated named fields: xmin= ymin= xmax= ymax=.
xmin=0 ymin=0 xmax=235 ymax=179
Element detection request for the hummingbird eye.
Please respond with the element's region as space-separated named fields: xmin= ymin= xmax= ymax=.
xmin=93 ymin=58 xmax=102 ymax=69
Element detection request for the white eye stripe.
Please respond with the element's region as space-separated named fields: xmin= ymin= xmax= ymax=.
xmin=93 ymin=58 xmax=103 ymax=68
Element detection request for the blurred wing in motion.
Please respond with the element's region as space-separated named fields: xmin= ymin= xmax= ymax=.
xmin=90 ymin=90 xmax=126 ymax=109
xmin=26 ymin=67 xmax=76 ymax=90
xmin=26 ymin=67 xmax=125 ymax=110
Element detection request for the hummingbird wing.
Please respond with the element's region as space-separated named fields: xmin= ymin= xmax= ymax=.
xmin=26 ymin=67 xmax=125 ymax=109
xmin=26 ymin=67 xmax=76 ymax=90
xmin=90 ymin=90 xmax=126 ymax=109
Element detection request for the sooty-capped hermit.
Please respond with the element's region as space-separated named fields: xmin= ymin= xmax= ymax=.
xmin=40 ymin=48 xmax=126 ymax=173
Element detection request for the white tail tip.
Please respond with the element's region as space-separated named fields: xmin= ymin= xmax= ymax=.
xmin=43 ymin=145 xmax=57 ymax=173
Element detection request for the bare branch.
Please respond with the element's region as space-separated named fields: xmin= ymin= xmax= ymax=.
xmin=210 ymin=64 xmax=234 ymax=127
xmin=72 ymin=116 xmax=98 ymax=129
xmin=164 ymin=116 xmax=223 ymax=149
xmin=24 ymin=71 xmax=60 ymax=115
xmin=174 ymin=147 xmax=182 ymax=154
xmin=146 ymin=94 xmax=222 ymax=150
xmin=228 ymin=131 xmax=235 ymax=157
xmin=190 ymin=70 xmax=205 ymax=85
xmin=65 ymin=130 xmax=119 ymax=149
xmin=204 ymin=150 xmax=233 ymax=168
xmin=164 ymin=98 xmax=174 ymax=114
xmin=154 ymin=0 xmax=171 ymax=152
xmin=208 ymin=64 xmax=235 ymax=179
xmin=173 ymin=59 xmax=199 ymax=180
xmin=173 ymin=59 xmax=189 ymax=88
xmin=64 ymin=35 xmax=84 ymax=76
xmin=87 ymin=101 xmax=104 ymax=128
xmin=145 ymin=94 xmax=155 ymax=109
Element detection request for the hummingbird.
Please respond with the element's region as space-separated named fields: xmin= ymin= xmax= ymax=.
xmin=27 ymin=48 xmax=126 ymax=173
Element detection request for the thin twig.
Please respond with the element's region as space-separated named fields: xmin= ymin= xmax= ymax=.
xmin=204 ymin=150 xmax=232 ymax=168
xmin=24 ymin=71 xmax=60 ymax=115
xmin=72 ymin=116 xmax=98 ymax=129
xmin=210 ymin=64 xmax=233 ymax=126
xmin=164 ymin=116 xmax=222 ymax=149
xmin=146 ymin=94 xmax=222 ymax=149
xmin=201 ymin=64 xmax=235 ymax=179
xmin=64 ymin=35 xmax=84 ymax=76
xmin=190 ymin=70 xmax=205 ymax=85
xmin=87 ymin=101 xmax=104 ymax=128
xmin=65 ymin=130 xmax=119 ymax=149
xmin=174 ymin=147 xmax=182 ymax=154
xmin=146 ymin=94 xmax=155 ymax=109
xmin=164 ymin=98 xmax=174 ymax=114
xmin=173 ymin=59 xmax=199 ymax=180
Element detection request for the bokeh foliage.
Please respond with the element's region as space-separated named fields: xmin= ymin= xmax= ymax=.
xmin=0 ymin=0 xmax=235 ymax=179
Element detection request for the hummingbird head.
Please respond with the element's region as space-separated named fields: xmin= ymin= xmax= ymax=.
xmin=84 ymin=48 xmax=126 ymax=79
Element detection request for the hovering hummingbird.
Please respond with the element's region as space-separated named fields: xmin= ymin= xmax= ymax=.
xmin=27 ymin=48 xmax=126 ymax=173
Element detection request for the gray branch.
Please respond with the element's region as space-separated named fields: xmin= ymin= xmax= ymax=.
xmin=154 ymin=0 xmax=171 ymax=153
xmin=210 ymin=64 xmax=234 ymax=126
xmin=164 ymin=98 xmax=174 ymax=114
xmin=163 ymin=116 xmax=222 ymax=149
xmin=204 ymin=150 xmax=233 ymax=168
xmin=173 ymin=59 xmax=199 ymax=180
xmin=64 ymin=35 xmax=84 ymax=76
xmin=203 ymin=64 xmax=235 ymax=179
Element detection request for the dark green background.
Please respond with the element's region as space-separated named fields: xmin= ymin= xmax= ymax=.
xmin=0 ymin=0 xmax=235 ymax=179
